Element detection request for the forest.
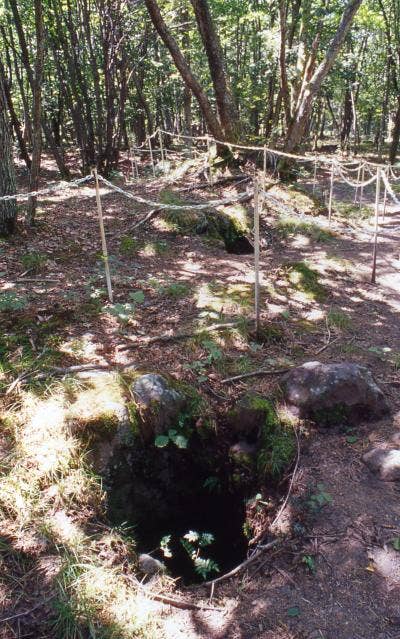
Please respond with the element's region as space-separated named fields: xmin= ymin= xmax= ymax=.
xmin=1 ymin=0 xmax=400 ymax=638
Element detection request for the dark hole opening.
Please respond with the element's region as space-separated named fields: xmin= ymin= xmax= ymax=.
xmin=105 ymin=439 xmax=249 ymax=584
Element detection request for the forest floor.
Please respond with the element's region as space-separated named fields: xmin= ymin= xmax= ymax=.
xmin=1 ymin=149 xmax=400 ymax=639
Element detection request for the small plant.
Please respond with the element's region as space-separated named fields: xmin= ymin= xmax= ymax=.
xmin=180 ymin=531 xmax=219 ymax=580
xmin=104 ymin=291 xmax=144 ymax=324
xmin=327 ymin=309 xmax=352 ymax=330
xmin=120 ymin=235 xmax=139 ymax=255
xmin=307 ymin=483 xmax=333 ymax=511
xmin=160 ymin=534 xmax=172 ymax=558
xmin=392 ymin=538 xmax=400 ymax=551
xmin=0 ymin=292 xmax=28 ymax=312
xmin=302 ymin=554 xmax=316 ymax=574
xmin=21 ymin=251 xmax=47 ymax=272
xmin=161 ymin=281 xmax=190 ymax=299
xmin=154 ymin=413 xmax=191 ymax=449
xmin=203 ymin=476 xmax=221 ymax=493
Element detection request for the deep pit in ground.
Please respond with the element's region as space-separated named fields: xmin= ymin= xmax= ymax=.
xmin=103 ymin=431 xmax=251 ymax=584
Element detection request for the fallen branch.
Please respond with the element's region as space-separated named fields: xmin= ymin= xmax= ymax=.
xmin=127 ymin=576 xmax=223 ymax=612
xmin=314 ymin=335 xmax=340 ymax=355
xmin=203 ymin=539 xmax=282 ymax=587
xmin=221 ymin=367 xmax=290 ymax=384
xmin=119 ymin=321 xmax=240 ymax=351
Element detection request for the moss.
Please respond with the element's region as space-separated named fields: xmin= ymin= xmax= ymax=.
xmin=283 ymin=261 xmax=327 ymax=302
xmin=312 ymin=403 xmax=349 ymax=426
xmin=257 ymin=401 xmax=295 ymax=480
xmin=275 ymin=215 xmax=335 ymax=242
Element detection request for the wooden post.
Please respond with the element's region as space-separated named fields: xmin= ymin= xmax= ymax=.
xmin=312 ymin=156 xmax=317 ymax=193
xmin=207 ymin=135 xmax=213 ymax=185
xmin=254 ymin=178 xmax=260 ymax=339
xmin=328 ymin=161 xmax=335 ymax=226
xmin=93 ymin=168 xmax=113 ymax=303
xmin=371 ymin=167 xmax=381 ymax=284
xmin=382 ymin=174 xmax=388 ymax=221
xmin=354 ymin=164 xmax=361 ymax=203
xmin=263 ymin=145 xmax=267 ymax=190
xmin=359 ymin=164 xmax=365 ymax=210
xmin=148 ymin=136 xmax=156 ymax=177
xmin=158 ymin=128 xmax=165 ymax=164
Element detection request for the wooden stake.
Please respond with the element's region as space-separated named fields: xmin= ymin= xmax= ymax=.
xmin=254 ymin=178 xmax=260 ymax=338
xmin=359 ymin=164 xmax=365 ymax=210
xmin=382 ymin=181 xmax=388 ymax=222
xmin=93 ymin=167 xmax=113 ymax=303
xmin=207 ymin=135 xmax=213 ymax=185
xmin=312 ymin=156 xmax=317 ymax=193
xmin=263 ymin=145 xmax=267 ymax=190
xmin=354 ymin=164 xmax=361 ymax=203
xmin=158 ymin=128 xmax=165 ymax=164
xmin=328 ymin=161 xmax=335 ymax=226
xmin=371 ymin=167 xmax=381 ymax=284
xmin=148 ymin=136 xmax=156 ymax=177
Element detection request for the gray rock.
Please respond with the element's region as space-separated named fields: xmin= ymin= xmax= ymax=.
xmin=131 ymin=374 xmax=185 ymax=442
xmin=363 ymin=448 xmax=400 ymax=481
xmin=229 ymin=441 xmax=257 ymax=467
xmin=138 ymin=553 xmax=166 ymax=575
xmin=226 ymin=393 xmax=270 ymax=436
xmin=281 ymin=361 xmax=389 ymax=424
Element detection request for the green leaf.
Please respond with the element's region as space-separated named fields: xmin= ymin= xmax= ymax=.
xmin=393 ymin=538 xmax=400 ymax=551
xmin=170 ymin=433 xmax=188 ymax=449
xmin=154 ymin=435 xmax=169 ymax=448
xmin=129 ymin=290 xmax=145 ymax=303
xmin=346 ymin=435 xmax=358 ymax=444
xmin=287 ymin=606 xmax=300 ymax=618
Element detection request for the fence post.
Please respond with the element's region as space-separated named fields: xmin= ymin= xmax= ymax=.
xmin=359 ymin=164 xmax=365 ymax=210
xmin=93 ymin=168 xmax=113 ymax=303
xmin=312 ymin=156 xmax=317 ymax=193
xmin=328 ymin=160 xmax=335 ymax=226
xmin=354 ymin=164 xmax=361 ymax=204
xmin=371 ymin=167 xmax=381 ymax=284
xmin=254 ymin=178 xmax=260 ymax=339
xmin=158 ymin=128 xmax=165 ymax=164
xmin=207 ymin=135 xmax=213 ymax=186
xmin=148 ymin=136 xmax=156 ymax=177
xmin=263 ymin=145 xmax=267 ymax=190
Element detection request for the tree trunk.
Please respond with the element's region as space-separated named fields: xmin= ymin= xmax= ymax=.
xmin=389 ymin=97 xmax=400 ymax=165
xmin=190 ymin=0 xmax=240 ymax=140
xmin=284 ymin=0 xmax=363 ymax=152
xmin=142 ymin=0 xmax=224 ymax=141
xmin=27 ymin=0 xmax=45 ymax=225
xmin=0 ymin=55 xmax=31 ymax=170
xmin=0 ymin=76 xmax=17 ymax=236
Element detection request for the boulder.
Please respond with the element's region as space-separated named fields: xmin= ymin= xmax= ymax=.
xmin=363 ymin=448 xmax=400 ymax=481
xmin=281 ymin=361 xmax=389 ymax=424
xmin=226 ymin=393 xmax=271 ymax=437
xmin=131 ymin=374 xmax=185 ymax=442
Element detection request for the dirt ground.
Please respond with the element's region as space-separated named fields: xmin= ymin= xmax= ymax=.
xmin=1 ymin=150 xmax=400 ymax=638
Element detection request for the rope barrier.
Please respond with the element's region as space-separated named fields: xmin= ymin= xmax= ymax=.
xmin=97 ymin=174 xmax=254 ymax=211
xmin=0 ymin=174 xmax=93 ymax=202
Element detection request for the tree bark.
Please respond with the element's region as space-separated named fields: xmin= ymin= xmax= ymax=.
xmin=0 ymin=76 xmax=17 ymax=236
xmin=284 ymin=0 xmax=363 ymax=152
xmin=142 ymin=0 xmax=224 ymax=141
xmin=27 ymin=0 xmax=45 ymax=224
xmin=190 ymin=0 xmax=240 ymax=140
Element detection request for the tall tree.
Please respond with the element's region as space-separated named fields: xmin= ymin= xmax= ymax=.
xmin=0 ymin=75 xmax=17 ymax=237
xmin=284 ymin=0 xmax=364 ymax=152
xmin=27 ymin=0 xmax=45 ymax=224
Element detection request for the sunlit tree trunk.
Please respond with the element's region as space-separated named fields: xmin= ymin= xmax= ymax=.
xmin=0 ymin=76 xmax=17 ymax=237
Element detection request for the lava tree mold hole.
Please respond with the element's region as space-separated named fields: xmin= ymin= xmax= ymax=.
xmin=104 ymin=432 xmax=250 ymax=584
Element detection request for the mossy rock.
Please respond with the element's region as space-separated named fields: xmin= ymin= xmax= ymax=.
xmin=227 ymin=393 xmax=274 ymax=438
xmin=256 ymin=400 xmax=295 ymax=481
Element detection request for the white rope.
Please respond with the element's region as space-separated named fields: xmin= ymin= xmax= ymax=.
xmin=97 ymin=175 xmax=253 ymax=211
xmin=381 ymin=171 xmax=400 ymax=206
xmin=335 ymin=164 xmax=377 ymax=189
xmin=0 ymin=174 xmax=93 ymax=202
